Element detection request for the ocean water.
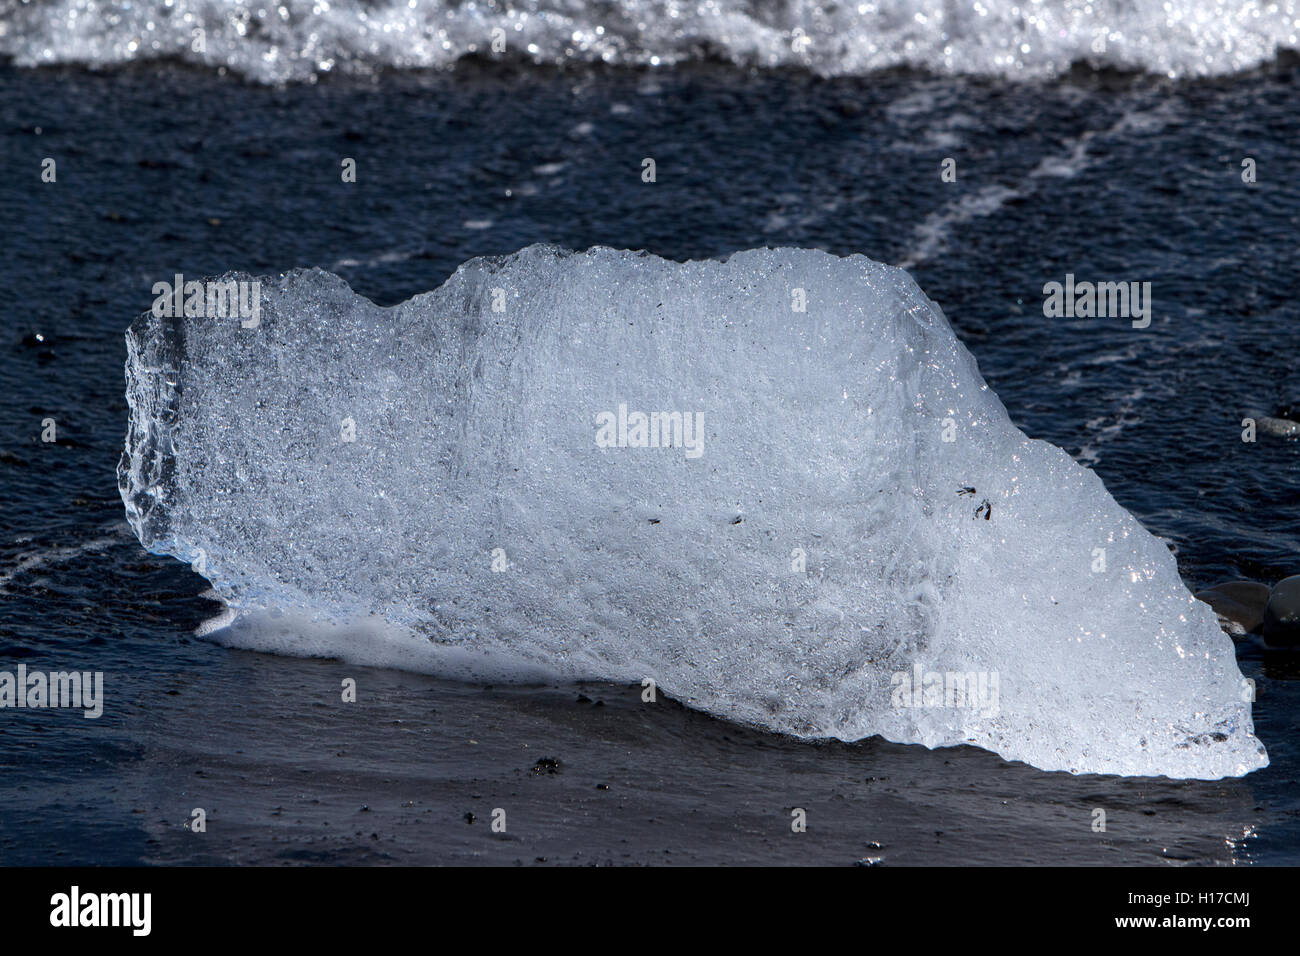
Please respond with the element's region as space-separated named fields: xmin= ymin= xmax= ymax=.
xmin=1 ymin=1 xmax=1299 ymax=865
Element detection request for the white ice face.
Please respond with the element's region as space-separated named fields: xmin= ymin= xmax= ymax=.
xmin=119 ymin=245 xmax=1267 ymax=779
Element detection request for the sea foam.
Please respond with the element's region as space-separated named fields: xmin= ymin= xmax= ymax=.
xmin=4 ymin=0 xmax=1298 ymax=83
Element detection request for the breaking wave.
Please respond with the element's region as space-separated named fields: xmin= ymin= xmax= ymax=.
xmin=2 ymin=0 xmax=1297 ymax=83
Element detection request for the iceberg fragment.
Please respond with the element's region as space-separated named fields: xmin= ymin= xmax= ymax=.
xmin=119 ymin=245 xmax=1268 ymax=779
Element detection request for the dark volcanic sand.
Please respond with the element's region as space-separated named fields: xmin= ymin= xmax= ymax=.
xmin=1 ymin=59 xmax=1298 ymax=865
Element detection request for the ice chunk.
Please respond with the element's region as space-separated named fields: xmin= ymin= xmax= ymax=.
xmin=119 ymin=245 xmax=1267 ymax=779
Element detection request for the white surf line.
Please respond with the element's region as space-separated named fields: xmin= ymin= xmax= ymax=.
xmin=899 ymin=183 xmax=1020 ymax=270
xmin=330 ymin=248 xmax=423 ymax=271
xmin=0 ymin=526 xmax=130 ymax=594
xmin=1076 ymin=384 xmax=1146 ymax=467
xmin=897 ymin=98 xmax=1180 ymax=270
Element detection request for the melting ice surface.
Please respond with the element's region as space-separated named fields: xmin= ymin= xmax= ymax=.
xmin=119 ymin=245 xmax=1268 ymax=779
xmin=4 ymin=0 xmax=1299 ymax=83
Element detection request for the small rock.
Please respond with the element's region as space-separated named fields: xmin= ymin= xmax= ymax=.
xmin=1256 ymin=416 xmax=1300 ymax=438
xmin=1263 ymin=575 xmax=1300 ymax=647
xmin=1195 ymin=581 xmax=1270 ymax=635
